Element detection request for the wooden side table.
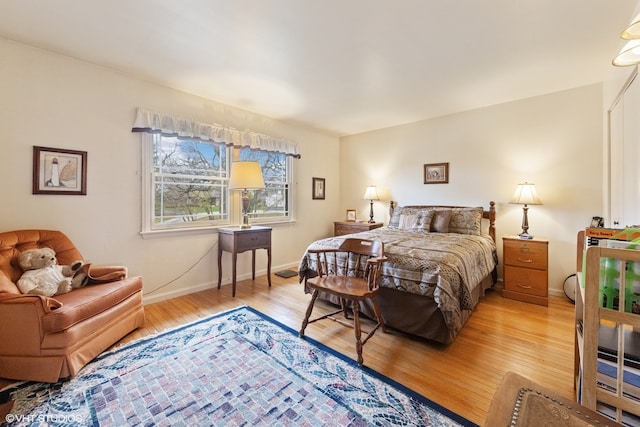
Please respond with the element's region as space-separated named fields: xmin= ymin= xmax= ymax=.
xmin=334 ymin=221 xmax=383 ymax=236
xmin=217 ymin=226 xmax=272 ymax=297
xmin=502 ymin=235 xmax=549 ymax=306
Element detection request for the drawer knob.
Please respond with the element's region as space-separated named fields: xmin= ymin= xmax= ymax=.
xmin=517 ymin=283 xmax=532 ymax=289
xmin=517 ymin=258 xmax=532 ymax=263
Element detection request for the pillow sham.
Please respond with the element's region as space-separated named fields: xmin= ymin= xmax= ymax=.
xmin=448 ymin=207 xmax=483 ymax=235
xmin=409 ymin=210 xmax=434 ymax=233
xmin=388 ymin=207 xmax=434 ymax=232
xmin=388 ymin=206 xmax=406 ymax=229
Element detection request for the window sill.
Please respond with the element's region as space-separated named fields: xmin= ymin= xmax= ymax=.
xmin=140 ymin=219 xmax=296 ymax=239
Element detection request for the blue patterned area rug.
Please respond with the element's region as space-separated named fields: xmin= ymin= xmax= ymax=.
xmin=2 ymin=306 xmax=475 ymax=426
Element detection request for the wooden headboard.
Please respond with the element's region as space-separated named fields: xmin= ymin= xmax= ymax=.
xmin=388 ymin=201 xmax=496 ymax=242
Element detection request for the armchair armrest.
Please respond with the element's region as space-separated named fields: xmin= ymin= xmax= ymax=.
xmin=0 ymin=294 xmax=63 ymax=354
xmin=0 ymin=293 xmax=62 ymax=312
xmin=82 ymin=264 xmax=128 ymax=284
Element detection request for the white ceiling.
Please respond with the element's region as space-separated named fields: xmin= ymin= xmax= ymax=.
xmin=0 ymin=1 xmax=637 ymax=136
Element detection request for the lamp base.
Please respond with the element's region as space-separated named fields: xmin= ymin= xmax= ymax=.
xmin=368 ymin=200 xmax=375 ymax=223
xmin=518 ymin=233 xmax=534 ymax=239
xmin=240 ymin=214 xmax=252 ymax=229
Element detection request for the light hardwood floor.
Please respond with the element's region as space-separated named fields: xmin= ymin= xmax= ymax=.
xmin=2 ymin=274 xmax=576 ymax=425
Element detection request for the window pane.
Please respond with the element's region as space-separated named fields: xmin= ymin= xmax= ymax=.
xmin=154 ymin=137 xmax=226 ymax=176
xmin=152 ymin=135 xmax=228 ymax=228
xmin=239 ymin=148 xmax=290 ymax=220
xmin=154 ymin=176 xmax=227 ymax=225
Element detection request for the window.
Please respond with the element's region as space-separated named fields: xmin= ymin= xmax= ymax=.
xmin=238 ymin=147 xmax=292 ymax=222
xmin=141 ymin=134 xmax=294 ymax=234
xmin=143 ymin=134 xmax=228 ymax=231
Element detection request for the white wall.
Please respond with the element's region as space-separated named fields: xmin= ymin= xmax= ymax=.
xmin=0 ymin=38 xmax=341 ymax=303
xmin=0 ymin=36 xmax=612 ymax=301
xmin=340 ymin=85 xmax=604 ymax=296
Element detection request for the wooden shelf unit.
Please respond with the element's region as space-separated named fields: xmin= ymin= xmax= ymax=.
xmin=574 ymin=230 xmax=640 ymax=423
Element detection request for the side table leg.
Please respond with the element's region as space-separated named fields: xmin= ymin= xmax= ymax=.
xmin=232 ymin=252 xmax=237 ymax=297
xmin=251 ymin=249 xmax=256 ymax=280
xmin=267 ymin=247 xmax=271 ymax=287
xmin=217 ymin=247 xmax=222 ymax=289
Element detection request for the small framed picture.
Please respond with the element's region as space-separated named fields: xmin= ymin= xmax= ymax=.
xmin=590 ymin=216 xmax=604 ymax=228
xmin=424 ymin=162 xmax=449 ymax=184
xmin=346 ymin=209 xmax=356 ymax=221
xmin=33 ymin=146 xmax=87 ymax=195
xmin=312 ymin=177 xmax=325 ymax=200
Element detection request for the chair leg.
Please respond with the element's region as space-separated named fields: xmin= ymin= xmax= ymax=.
xmin=352 ymin=300 xmax=364 ymax=365
xmin=371 ymin=298 xmax=386 ymax=333
xmin=339 ymin=297 xmax=349 ymax=319
xmin=300 ymin=290 xmax=319 ymax=338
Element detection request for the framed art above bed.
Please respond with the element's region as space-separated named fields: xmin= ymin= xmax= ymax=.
xmin=423 ymin=163 xmax=449 ymax=184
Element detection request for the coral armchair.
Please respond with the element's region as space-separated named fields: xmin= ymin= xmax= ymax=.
xmin=0 ymin=229 xmax=145 ymax=382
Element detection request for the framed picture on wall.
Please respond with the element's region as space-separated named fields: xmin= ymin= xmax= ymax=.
xmin=312 ymin=177 xmax=325 ymax=200
xmin=423 ymin=162 xmax=449 ymax=184
xmin=33 ymin=146 xmax=87 ymax=195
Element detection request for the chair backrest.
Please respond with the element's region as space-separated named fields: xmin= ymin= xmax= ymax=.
xmin=313 ymin=239 xmax=385 ymax=291
xmin=338 ymin=238 xmax=384 ymax=258
xmin=0 ymin=230 xmax=83 ymax=294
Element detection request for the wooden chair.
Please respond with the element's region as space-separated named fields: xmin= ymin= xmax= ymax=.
xmin=299 ymin=238 xmax=387 ymax=365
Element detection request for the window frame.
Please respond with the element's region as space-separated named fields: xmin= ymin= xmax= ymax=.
xmin=140 ymin=134 xmax=295 ymax=236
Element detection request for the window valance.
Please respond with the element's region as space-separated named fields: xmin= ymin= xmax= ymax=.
xmin=132 ymin=108 xmax=301 ymax=158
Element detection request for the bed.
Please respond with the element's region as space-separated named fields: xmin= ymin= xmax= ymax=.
xmin=298 ymin=202 xmax=498 ymax=344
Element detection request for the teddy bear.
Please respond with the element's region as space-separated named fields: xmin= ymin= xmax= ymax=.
xmin=16 ymin=247 xmax=87 ymax=297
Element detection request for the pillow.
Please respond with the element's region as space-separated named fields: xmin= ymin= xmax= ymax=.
xmin=389 ymin=207 xmax=434 ymax=232
xmin=388 ymin=206 xmax=405 ymax=229
xmin=408 ymin=210 xmax=434 ymax=233
xmin=449 ymin=207 xmax=483 ymax=235
xmin=397 ymin=214 xmax=418 ymax=230
xmin=398 ymin=211 xmax=434 ymax=232
xmin=430 ymin=210 xmax=452 ymax=233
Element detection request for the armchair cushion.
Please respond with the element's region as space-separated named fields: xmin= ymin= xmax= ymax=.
xmin=43 ymin=277 xmax=141 ymax=334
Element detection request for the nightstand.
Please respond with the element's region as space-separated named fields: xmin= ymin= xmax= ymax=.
xmin=502 ymin=236 xmax=549 ymax=306
xmin=334 ymin=221 xmax=383 ymax=236
xmin=217 ymin=226 xmax=272 ymax=297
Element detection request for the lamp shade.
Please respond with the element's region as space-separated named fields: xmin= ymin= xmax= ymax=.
xmin=363 ymin=185 xmax=380 ymax=201
xmin=509 ymin=182 xmax=542 ymax=205
xmin=229 ymin=161 xmax=265 ymax=190
xmin=622 ymin=12 xmax=640 ymax=39
xmin=613 ymin=39 xmax=640 ymax=66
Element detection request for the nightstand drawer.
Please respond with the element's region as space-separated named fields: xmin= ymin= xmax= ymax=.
xmin=334 ymin=222 xmax=382 ymax=236
xmin=504 ymin=266 xmax=548 ymax=297
xmin=335 ymin=224 xmax=359 ymax=236
xmin=235 ymin=230 xmax=270 ymax=252
xmin=503 ymin=240 xmax=548 ymax=270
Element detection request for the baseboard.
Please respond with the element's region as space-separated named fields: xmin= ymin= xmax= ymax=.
xmin=142 ymin=262 xmax=300 ymax=305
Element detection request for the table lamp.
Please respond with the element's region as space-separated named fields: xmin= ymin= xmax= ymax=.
xmin=509 ymin=182 xmax=542 ymax=239
xmin=229 ymin=161 xmax=265 ymax=228
xmin=363 ymin=185 xmax=380 ymax=223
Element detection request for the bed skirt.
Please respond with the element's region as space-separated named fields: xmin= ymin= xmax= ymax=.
xmin=316 ymin=272 xmax=495 ymax=344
